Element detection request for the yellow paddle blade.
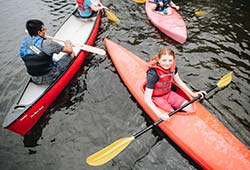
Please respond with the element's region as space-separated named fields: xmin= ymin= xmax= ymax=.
xmin=133 ymin=0 xmax=147 ymax=3
xmin=217 ymin=71 xmax=233 ymax=88
xmin=86 ymin=136 xmax=135 ymax=166
xmin=105 ymin=10 xmax=119 ymax=23
xmin=195 ymin=11 xmax=206 ymax=15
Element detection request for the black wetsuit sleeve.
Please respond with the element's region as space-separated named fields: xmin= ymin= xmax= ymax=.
xmin=175 ymin=67 xmax=178 ymax=74
xmin=146 ymin=68 xmax=159 ymax=89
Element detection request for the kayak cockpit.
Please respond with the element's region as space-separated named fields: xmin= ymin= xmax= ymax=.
xmin=140 ymin=81 xmax=195 ymax=114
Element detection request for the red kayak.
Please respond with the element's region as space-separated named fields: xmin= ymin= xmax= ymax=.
xmin=145 ymin=2 xmax=187 ymax=44
xmin=2 ymin=9 xmax=102 ymax=136
xmin=104 ymin=38 xmax=250 ymax=169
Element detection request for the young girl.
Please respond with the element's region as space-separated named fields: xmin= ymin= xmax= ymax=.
xmin=150 ymin=0 xmax=180 ymax=15
xmin=144 ymin=47 xmax=206 ymax=120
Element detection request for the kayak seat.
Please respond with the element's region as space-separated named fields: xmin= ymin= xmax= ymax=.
xmin=19 ymin=80 xmax=48 ymax=105
xmin=73 ymin=10 xmax=97 ymax=19
xmin=140 ymin=81 xmax=195 ymax=114
xmin=14 ymin=105 xmax=28 ymax=109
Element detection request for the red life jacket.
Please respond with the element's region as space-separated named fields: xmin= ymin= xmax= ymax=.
xmin=149 ymin=63 xmax=176 ymax=97
xmin=76 ymin=0 xmax=92 ymax=11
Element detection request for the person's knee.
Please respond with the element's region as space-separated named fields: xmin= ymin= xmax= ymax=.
xmin=181 ymin=101 xmax=194 ymax=112
xmin=183 ymin=105 xmax=194 ymax=112
xmin=151 ymin=4 xmax=157 ymax=10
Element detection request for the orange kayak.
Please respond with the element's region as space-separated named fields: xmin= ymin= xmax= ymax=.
xmin=104 ymin=38 xmax=250 ymax=170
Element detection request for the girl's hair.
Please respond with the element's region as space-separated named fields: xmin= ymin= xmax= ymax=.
xmin=149 ymin=47 xmax=176 ymax=66
xmin=26 ymin=19 xmax=44 ymax=36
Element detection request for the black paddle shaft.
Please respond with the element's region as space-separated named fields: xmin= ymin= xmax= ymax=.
xmin=133 ymin=85 xmax=217 ymax=139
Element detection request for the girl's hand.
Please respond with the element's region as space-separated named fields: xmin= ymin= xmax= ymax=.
xmin=102 ymin=6 xmax=108 ymax=10
xmin=193 ymin=91 xmax=207 ymax=99
xmin=174 ymin=5 xmax=180 ymax=10
xmin=155 ymin=110 xmax=170 ymax=120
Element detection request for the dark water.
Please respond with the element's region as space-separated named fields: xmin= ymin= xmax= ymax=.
xmin=0 ymin=0 xmax=249 ymax=169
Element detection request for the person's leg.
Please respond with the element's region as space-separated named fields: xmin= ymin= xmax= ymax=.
xmin=157 ymin=8 xmax=168 ymax=14
xmin=181 ymin=101 xmax=194 ymax=112
xmin=57 ymin=54 xmax=73 ymax=73
xmin=31 ymin=76 xmax=43 ymax=85
xmin=41 ymin=69 xmax=60 ymax=85
xmin=166 ymin=7 xmax=172 ymax=15
xmin=152 ymin=95 xmax=174 ymax=112
xmin=31 ymin=67 xmax=60 ymax=85
xmin=167 ymin=91 xmax=193 ymax=112
xmin=151 ymin=3 xmax=157 ymax=11
xmin=152 ymin=91 xmax=194 ymax=112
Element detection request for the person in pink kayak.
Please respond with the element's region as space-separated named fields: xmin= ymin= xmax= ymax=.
xmin=144 ymin=47 xmax=206 ymax=120
xmin=150 ymin=0 xmax=180 ymax=15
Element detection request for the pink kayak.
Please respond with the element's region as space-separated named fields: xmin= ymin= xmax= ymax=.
xmin=145 ymin=2 xmax=187 ymax=44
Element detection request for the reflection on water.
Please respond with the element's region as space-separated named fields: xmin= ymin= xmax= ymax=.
xmin=0 ymin=0 xmax=249 ymax=170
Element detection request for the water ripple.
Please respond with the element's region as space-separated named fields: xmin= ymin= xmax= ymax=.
xmin=0 ymin=0 xmax=250 ymax=170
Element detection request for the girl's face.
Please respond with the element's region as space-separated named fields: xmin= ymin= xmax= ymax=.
xmin=158 ymin=54 xmax=174 ymax=70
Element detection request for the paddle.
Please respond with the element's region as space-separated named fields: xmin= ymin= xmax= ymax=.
xmin=96 ymin=0 xmax=119 ymax=23
xmin=86 ymin=71 xmax=233 ymax=166
xmin=104 ymin=9 xmax=119 ymax=23
xmin=179 ymin=8 xmax=205 ymax=15
xmin=133 ymin=0 xmax=147 ymax=3
xmin=134 ymin=0 xmax=205 ymax=15
xmin=25 ymin=29 xmax=106 ymax=56
xmin=45 ymin=35 xmax=106 ymax=56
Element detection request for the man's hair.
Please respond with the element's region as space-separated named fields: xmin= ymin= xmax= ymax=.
xmin=26 ymin=19 xmax=44 ymax=36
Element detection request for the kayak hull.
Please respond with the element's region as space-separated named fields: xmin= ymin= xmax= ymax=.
xmin=145 ymin=2 xmax=187 ymax=44
xmin=2 ymin=10 xmax=101 ymax=136
xmin=104 ymin=38 xmax=250 ymax=170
